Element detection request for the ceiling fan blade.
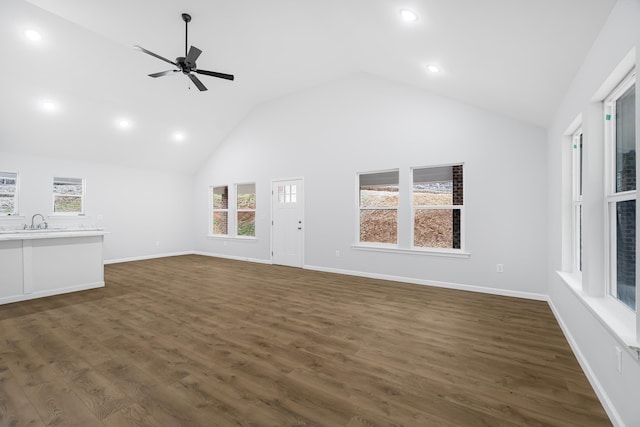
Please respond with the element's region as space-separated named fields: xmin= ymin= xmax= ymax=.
xmin=149 ymin=69 xmax=179 ymax=78
xmin=195 ymin=69 xmax=235 ymax=81
xmin=134 ymin=45 xmax=177 ymax=67
xmin=188 ymin=74 xmax=208 ymax=91
xmin=185 ymin=46 xmax=202 ymax=65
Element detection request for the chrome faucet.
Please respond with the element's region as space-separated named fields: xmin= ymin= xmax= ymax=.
xmin=31 ymin=214 xmax=48 ymax=230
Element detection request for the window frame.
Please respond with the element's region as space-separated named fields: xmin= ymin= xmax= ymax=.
xmin=603 ymin=69 xmax=636 ymax=312
xmin=0 ymin=171 xmax=19 ymax=216
xmin=356 ymin=169 xmax=400 ymax=247
xmin=571 ymin=128 xmax=584 ymax=275
xmin=209 ymin=183 xmax=258 ymax=239
xmin=276 ymin=183 xmax=298 ymax=204
xmin=354 ymin=165 xmax=469 ymax=257
xmin=557 ymin=54 xmax=639 ymax=357
xmin=210 ymin=185 xmax=229 ymax=236
xmin=52 ymin=176 xmax=85 ymax=216
xmin=411 ymin=163 xmax=465 ymax=252
xmin=236 ymin=182 xmax=257 ymax=238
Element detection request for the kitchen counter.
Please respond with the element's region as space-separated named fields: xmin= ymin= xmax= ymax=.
xmin=0 ymin=228 xmax=107 ymax=241
xmin=0 ymin=229 xmax=107 ymax=305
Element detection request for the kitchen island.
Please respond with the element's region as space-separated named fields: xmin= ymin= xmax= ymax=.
xmin=0 ymin=229 xmax=107 ymax=305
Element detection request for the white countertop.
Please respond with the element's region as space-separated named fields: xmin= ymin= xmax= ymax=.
xmin=0 ymin=228 xmax=108 ymax=241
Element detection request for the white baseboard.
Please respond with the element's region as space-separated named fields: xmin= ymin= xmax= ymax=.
xmin=105 ymin=253 xmax=545 ymax=301
xmin=0 ymin=281 xmax=104 ymax=306
xmin=547 ymin=299 xmax=624 ymax=427
xmin=192 ymin=251 xmax=272 ymax=265
xmin=109 ymin=253 xmax=545 ymax=301
xmin=303 ymin=264 xmax=548 ymax=301
xmin=104 ymin=251 xmax=193 ymax=264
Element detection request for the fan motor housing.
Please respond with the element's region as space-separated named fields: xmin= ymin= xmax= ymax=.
xmin=176 ymin=57 xmax=195 ymax=73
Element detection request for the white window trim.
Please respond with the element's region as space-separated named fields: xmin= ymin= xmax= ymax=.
xmin=603 ymin=69 xmax=636 ymax=310
xmin=410 ymin=205 xmax=466 ymax=251
xmin=558 ymin=53 xmax=639 ymax=356
xmin=210 ymin=185 xmax=230 ymax=237
xmin=209 ymin=183 xmax=257 ymax=239
xmin=604 ymin=70 xmax=636 ymax=197
xmin=51 ymin=177 xmax=86 ymax=216
xmin=276 ymin=183 xmax=298 ymax=204
xmin=235 ymin=182 xmax=257 ymax=238
xmin=356 ymin=169 xmax=400 ymax=247
xmin=355 ymin=165 xmax=467 ymax=257
xmin=557 ymin=271 xmax=639 ymax=360
xmin=352 ymin=243 xmax=470 ymax=258
xmin=410 ymin=163 xmax=465 ymax=252
xmin=207 ymin=235 xmax=260 ymax=243
xmin=571 ymin=127 xmax=583 ymax=276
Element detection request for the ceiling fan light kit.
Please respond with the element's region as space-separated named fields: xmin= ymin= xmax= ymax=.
xmin=135 ymin=13 xmax=234 ymax=91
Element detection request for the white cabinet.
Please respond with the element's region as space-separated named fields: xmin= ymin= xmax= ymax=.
xmin=0 ymin=231 xmax=106 ymax=305
xmin=0 ymin=240 xmax=24 ymax=299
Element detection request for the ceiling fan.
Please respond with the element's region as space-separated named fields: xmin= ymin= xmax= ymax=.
xmin=135 ymin=13 xmax=234 ymax=91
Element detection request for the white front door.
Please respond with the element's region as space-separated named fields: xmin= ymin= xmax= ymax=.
xmin=272 ymin=179 xmax=303 ymax=267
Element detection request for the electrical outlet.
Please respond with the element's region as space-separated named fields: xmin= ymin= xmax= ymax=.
xmin=97 ymin=214 xmax=103 ymax=221
xmin=335 ymin=250 xmax=340 ymax=257
xmin=496 ymin=264 xmax=504 ymax=273
xmin=155 ymin=241 xmax=160 ymax=247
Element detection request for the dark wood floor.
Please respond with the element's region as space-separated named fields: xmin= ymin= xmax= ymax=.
xmin=0 ymin=255 xmax=610 ymax=426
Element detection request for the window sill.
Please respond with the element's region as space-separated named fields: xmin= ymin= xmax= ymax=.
xmin=556 ymin=271 xmax=639 ymax=360
xmin=0 ymin=215 xmax=25 ymax=220
xmin=207 ymin=235 xmax=258 ymax=242
xmin=352 ymin=244 xmax=470 ymax=258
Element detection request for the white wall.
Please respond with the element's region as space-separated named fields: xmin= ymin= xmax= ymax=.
xmin=0 ymin=151 xmax=193 ymax=262
xmin=194 ymin=72 xmax=548 ymax=297
xmin=546 ymin=1 xmax=640 ymax=426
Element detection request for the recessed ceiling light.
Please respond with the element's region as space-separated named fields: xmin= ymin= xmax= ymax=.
xmin=41 ymin=100 xmax=57 ymax=112
xmin=25 ymin=29 xmax=42 ymax=41
xmin=117 ymin=119 xmax=131 ymax=129
xmin=427 ymin=65 xmax=441 ymax=73
xmin=174 ymin=132 xmax=186 ymax=142
xmin=400 ymin=9 xmax=418 ymax=22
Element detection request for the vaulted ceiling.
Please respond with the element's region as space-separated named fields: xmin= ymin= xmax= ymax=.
xmin=0 ymin=0 xmax=616 ymax=173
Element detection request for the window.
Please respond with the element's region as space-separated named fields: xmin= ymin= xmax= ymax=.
xmin=358 ymin=170 xmax=399 ymax=245
xmin=53 ymin=177 xmax=84 ymax=215
xmin=210 ymin=183 xmax=257 ymax=238
xmin=277 ymin=184 xmax=297 ymax=204
xmin=572 ymin=128 xmax=583 ymax=273
xmin=236 ymin=183 xmax=256 ymax=237
xmin=605 ymin=71 xmax=635 ymax=311
xmin=412 ymin=165 xmax=464 ymax=249
xmin=212 ymin=186 xmax=229 ymax=235
xmin=356 ymin=166 xmax=466 ymax=254
xmin=0 ymin=171 xmax=18 ymax=216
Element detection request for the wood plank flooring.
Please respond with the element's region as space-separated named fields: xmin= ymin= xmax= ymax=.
xmin=0 ymin=255 xmax=611 ymax=426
